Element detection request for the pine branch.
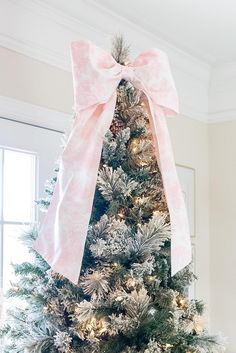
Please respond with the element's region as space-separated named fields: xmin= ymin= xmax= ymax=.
xmin=191 ymin=333 xmax=225 ymax=353
xmin=13 ymin=262 xmax=44 ymax=277
xmin=111 ymin=35 xmax=130 ymax=65
xmin=102 ymin=128 xmax=130 ymax=167
xmin=19 ymin=226 xmax=38 ymax=249
xmin=97 ymin=166 xmax=138 ymax=202
xmin=130 ymin=214 xmax=171 ymax=258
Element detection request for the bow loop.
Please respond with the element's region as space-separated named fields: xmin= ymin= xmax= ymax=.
xmin=71 ymin=40 xmax=121 ymax=111
xmin=132 ymin=49 xmax=179 ymax=116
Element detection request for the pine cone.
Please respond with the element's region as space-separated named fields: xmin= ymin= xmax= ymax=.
xmin=110 ymin=118 xmax=125 ymax=135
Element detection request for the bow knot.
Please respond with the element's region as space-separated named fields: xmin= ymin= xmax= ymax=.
xmin=121 ymin=65 xmax=135 ymax=82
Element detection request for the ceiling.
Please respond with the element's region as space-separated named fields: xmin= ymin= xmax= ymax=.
xmin=2 ymin=0 xmax=236 ymax=123
xmin=43 ymin=0 xmax=236 ymax=65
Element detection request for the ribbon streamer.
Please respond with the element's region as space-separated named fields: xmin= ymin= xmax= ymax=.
xmin=33 ymin=40 xmax=191 ymax=284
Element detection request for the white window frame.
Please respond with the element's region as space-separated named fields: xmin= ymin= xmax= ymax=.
xmin=0 ymin=95 xmax=71 ymax=292
xmin=0 ymin=145 xmax=39 ymax=290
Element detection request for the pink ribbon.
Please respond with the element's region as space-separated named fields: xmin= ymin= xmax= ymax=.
xmin=33 ymin=40 xmax=191 ymax=284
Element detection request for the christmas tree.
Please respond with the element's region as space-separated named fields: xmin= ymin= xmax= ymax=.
xmin=0 ymin=37 xmax=222 ymax=353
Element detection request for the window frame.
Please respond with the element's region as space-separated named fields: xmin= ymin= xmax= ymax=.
xmin=0 ymin=145 xmax=39 ymax=290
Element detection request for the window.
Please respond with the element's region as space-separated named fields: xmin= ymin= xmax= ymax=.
xmin=0 ymin=147 xmax=38 ymax=292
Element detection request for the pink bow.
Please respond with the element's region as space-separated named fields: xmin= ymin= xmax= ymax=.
xmin=33 ymin=40 xmax=191 ymax=284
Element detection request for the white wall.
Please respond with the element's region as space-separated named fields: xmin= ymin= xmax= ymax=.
xmin=209 ymin=121 xmax=236 ymax=353
xmin=168 ymin=116 xmax=210 ymax=311
xmin=0 ymin=46 xmax=73 ymax=114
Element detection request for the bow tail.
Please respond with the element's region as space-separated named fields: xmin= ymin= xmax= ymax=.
xmin=146 ymin=99 xmax=192 ymax=275
xmin=33 ymin=97 xmax=117 ymax=284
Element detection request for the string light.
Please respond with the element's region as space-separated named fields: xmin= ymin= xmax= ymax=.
xmin=175 ymin=294 xmax=188 ymax=309
xmin=129 ymin=136 xmax=154 ymax=168
xmin=163 ymin=343 xmax=173 ymax=351
xmin=192 ymin=314 xmax=204 ymax=333
xmin=153 ymin=210 xmax=162 ymax=216
xmin=133 ymin=196 xmax=142 ymax=206
xmin=139 ymin=160 xmax=149 ymax=167
xmin=43 ymin=305 xmax=49 ymax=313
xmin=115 ymin=296 xmax=123 ymax=302
xmin=179 ymin=298 xmax=187 ymax=307
xmin=147 ymin=275 xmax=157 ymax=282
xmin=126 ymin=277 xmax=137 ymax=288
xmin=12 ymin=286 xmax=20 ymax=292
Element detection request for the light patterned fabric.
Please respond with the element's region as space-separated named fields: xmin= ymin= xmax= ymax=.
xmin=33 ymin=40 xmax=192 ymax=284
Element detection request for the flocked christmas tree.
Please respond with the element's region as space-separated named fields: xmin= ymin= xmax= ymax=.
xmin=0 ymin=37 xmax=223 ymax=353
